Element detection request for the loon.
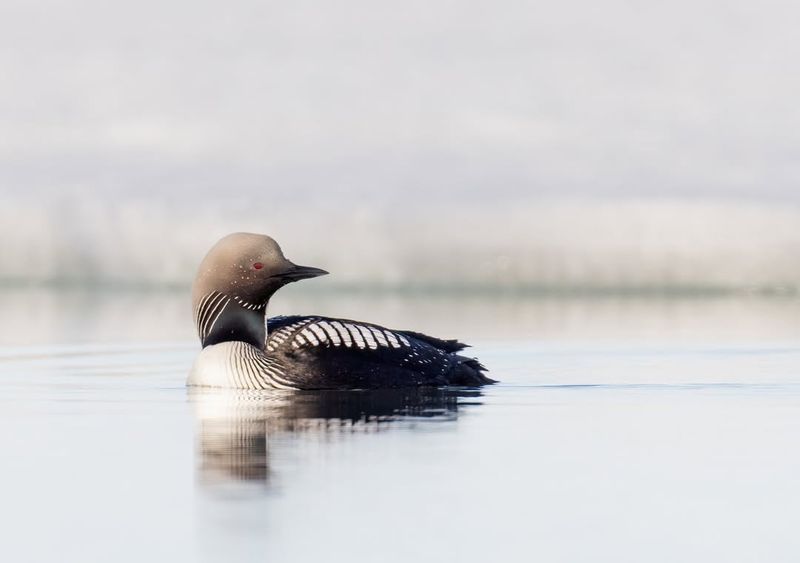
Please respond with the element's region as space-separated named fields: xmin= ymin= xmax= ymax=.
xmin=188 ymin=233 xmax=493 ymax=390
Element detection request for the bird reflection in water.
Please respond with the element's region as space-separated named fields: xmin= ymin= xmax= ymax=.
xmin=189 ymin=387 xmax=484 ymax=487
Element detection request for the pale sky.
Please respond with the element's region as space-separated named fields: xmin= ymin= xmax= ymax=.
xmin=2 ymin=0 xmax=799 ymax=205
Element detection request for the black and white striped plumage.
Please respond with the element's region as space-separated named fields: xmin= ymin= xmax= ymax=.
xmin=263 ymin=315 xmax=490 ymax=389
xmin=187 ymin=233 xmax=493 ymax=390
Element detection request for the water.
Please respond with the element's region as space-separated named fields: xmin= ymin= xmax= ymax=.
xmin=2 ymin=290 xmax=800 ymax=562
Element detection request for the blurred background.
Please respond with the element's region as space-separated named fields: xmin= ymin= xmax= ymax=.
xmin=1 ymin=0 xmax=799 ymax=344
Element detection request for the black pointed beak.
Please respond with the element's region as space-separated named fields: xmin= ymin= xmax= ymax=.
xmin=276 ymin=263 xmax=329 ymax=282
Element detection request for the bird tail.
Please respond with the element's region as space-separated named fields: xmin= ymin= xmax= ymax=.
xmin=448 ymin=356 xmax=496 ymax=386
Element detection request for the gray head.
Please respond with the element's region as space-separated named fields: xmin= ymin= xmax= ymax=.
xmin=192 ymin=233 xmax=327 ymax=347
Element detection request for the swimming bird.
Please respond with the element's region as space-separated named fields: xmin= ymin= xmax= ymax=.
xmin=188 ymin=233 xmax=493 ymax=389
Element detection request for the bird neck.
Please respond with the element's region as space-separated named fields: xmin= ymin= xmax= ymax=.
xmin=196 ymin=291 xmax=269 ymax=350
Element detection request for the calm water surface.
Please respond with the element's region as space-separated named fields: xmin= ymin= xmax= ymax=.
xmin=1 ymin=290 xmax=800 ymax=562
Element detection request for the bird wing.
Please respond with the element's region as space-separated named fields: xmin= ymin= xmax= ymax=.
xmin=267 ymin=316 xmax=421 ymax=353
xmin=265 ymin=315 xmax=486 ymax=387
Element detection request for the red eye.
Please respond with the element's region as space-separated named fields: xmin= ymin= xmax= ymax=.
xmin=253 ymin=262 xmax=264 ymax=270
